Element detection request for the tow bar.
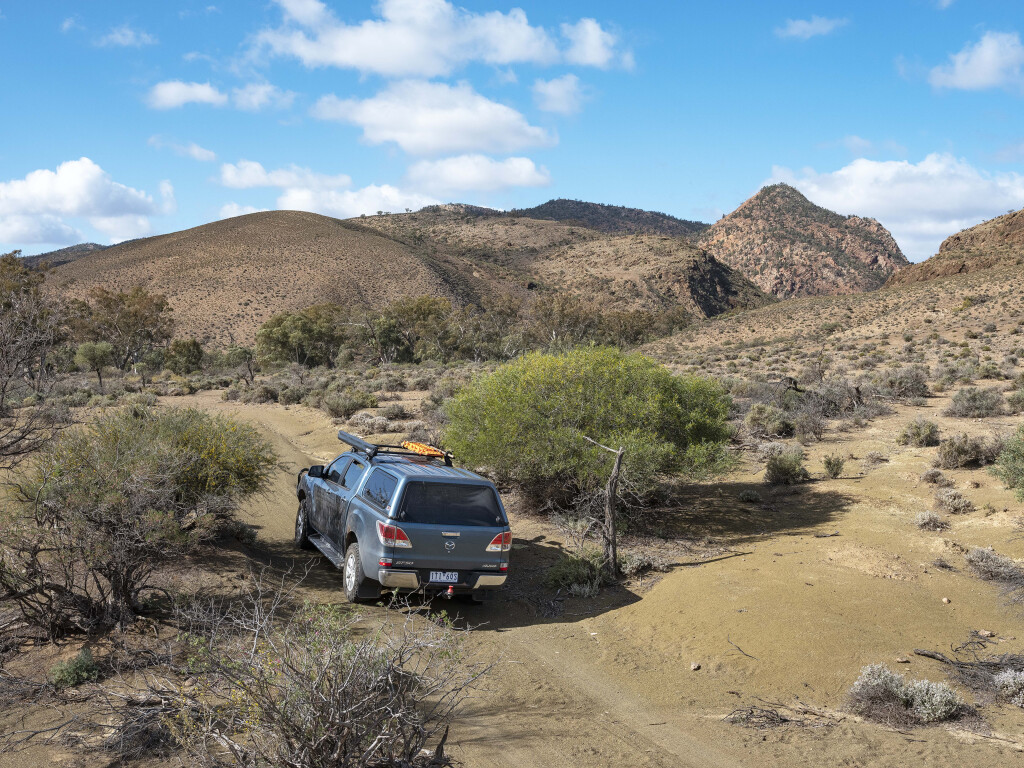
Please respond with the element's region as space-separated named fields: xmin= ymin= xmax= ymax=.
xmin=443 ymin=585 xmax=455 ymax=599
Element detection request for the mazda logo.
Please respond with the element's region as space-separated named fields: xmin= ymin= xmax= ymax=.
xmin=444 ymin=540 xmax=456 ymax=552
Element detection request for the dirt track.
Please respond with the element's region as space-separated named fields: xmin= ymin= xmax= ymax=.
xmin=182 ymin=390 xmax=1024 ymax=767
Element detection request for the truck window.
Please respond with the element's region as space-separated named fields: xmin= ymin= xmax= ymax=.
xmin=342 ymin=460 xmax=366 ymax=490
xmin=362 ymin=469 xmax=397 ymax=508
xmin=327 ymin=457 xmax=350 ymax=484
xmin=397 ymin=483 xmax=504 ymax=527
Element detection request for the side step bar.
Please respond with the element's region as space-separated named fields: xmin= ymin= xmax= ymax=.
xmin=308 ymin=533 xmax=345 ymax=569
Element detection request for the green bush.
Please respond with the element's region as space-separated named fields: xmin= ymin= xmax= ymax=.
xmin=444 ymin=348 xmax=732 ymax=498
xmin=944 ymin=387 xmax=1006 ymax=418
xmin=897 ymin=417 xmax=940 ymax=447
xmin=823 ymin=453 xmax=845 ymax=479
xmin=875 ymin=366 xmax=929 ymax=399
xmin=1008 ymin=389 xmax=1024 ymax=415
xmin=321 ymin=389 xmax=378 ymax=419
xmin=544 ymin=549 xmax=608 ymax=594
xmin=992 ymin=425 xmax=1024 ymax=502
xmin=744 ymin=403 xmax=794 ymax=439
xmin=765 ymin=446 xmax=810 ymax=485
xmin=50 ymin=648 xmax=99 ymax=688
xmin=0 ymin=407 xmax=276 ymax=635
xmin=164 ymin=339 xmax=205 ymax=375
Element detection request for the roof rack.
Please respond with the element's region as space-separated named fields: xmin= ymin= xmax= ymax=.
xmin=337 ymin=430 xmax=454 ymax=467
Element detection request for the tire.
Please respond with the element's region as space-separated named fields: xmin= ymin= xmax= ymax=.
xmin=344 ymin=543 xmax=367 ymax=603
xmin=294 ymin=496 xmax=314 ymax=550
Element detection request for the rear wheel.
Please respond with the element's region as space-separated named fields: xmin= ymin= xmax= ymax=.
xmin=344 ymin=543 xmax=367 ymax=603
xmin=294 ymin=496 xmax=314 ymax=550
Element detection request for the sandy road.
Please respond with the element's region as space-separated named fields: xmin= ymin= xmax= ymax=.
xmin=186 ymin=392 xmax=744 ymax=768
xmin=178 ymin=391 xmax=1024 ymax=768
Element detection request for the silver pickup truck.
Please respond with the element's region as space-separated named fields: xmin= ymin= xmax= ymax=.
xmin=295 ymin=431 xmax=511 ymax=603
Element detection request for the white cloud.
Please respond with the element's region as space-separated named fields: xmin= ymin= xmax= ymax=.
xmin=312 ymin=80 xmax=553 ymax=155
xmin=148 ymin=135 xmax=217 ymax=162
xmin=561 ymin=19 xmax=619 ymax=68
xmin=407 ymin=155 xmax=550 ymax=194
xmin=533 ymin=74 xmax=583 ymax=115
xmin=97 ymin=24 xmax=157 ymax=47
xmin=0 ymin=215 xmax=81 ymax=246
xmin=775 ymin=16 xmax=848 ymax=40
xmin=936 ymin=0 xmax=955 ymax=8
xmin=219 ymin=160 xmax=351 ymax=190
xmin=219 ymin=202 xmax=266 ymax=219
xmin=769 ymin=153 xmax=1024 ymax=261
xmin=256 ymin=0 xmax=625 ymax=76
xmin=0 ymin=158 xmax=164 ymax=245
xmin=90 ymin=215 xmax=152 ymax=242
xmin=929 ymin=31 xmax=1024 ymax=91
xmin=61 ymin=17 xmax=82 ymax=33
xmin=232 ymin=82 xmax=296 ymax=111
xmin=277 ymin=185 xmax=437 ymax=218
xmin=147 ymin=80 xmax=227 ymax=109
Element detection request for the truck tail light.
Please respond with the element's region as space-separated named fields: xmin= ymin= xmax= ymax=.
xmin=486 ymin=531 xmax=512 ymax=552
xmin=376 ymin=520 xmax=412 ymax=548
xmin=499 ymin=563 xmax=509 ymax=572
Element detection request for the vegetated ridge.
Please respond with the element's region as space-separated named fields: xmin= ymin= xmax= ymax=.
xmin=887 ymin=205 xmax=1024 ymax=287
xmin=510 ymin=198 xmax=710 ymax=237
xmin=21 ymin=242 xmax=107 ymax=269
xmin=45 ymin=207 xmax=769 ymax=345
xmin=699 ymin=183 xmax=909 ymax=299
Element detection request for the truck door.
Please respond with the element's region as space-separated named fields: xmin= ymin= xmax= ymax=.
xmin=313 ymin=455 xmax=349 ymax=534
xmin=328 ymin=458 xmax=367 ymax=548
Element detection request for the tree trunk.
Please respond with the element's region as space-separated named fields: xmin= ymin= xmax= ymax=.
xmin=96 ymin=367 xmax=104 ymax=393
xmin=603 ymin=448 xmax=624 ymax=581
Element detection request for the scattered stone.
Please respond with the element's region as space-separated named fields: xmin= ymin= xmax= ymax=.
xmin=978 ymin=630 xmax=995 ymax=638
xmin=691 ymin=662 xmax=701 ymax=671
xmin=895 ymin=657 xmax=910 ymax=664
xmin=942 ymin=597 xmax=951 ymax=604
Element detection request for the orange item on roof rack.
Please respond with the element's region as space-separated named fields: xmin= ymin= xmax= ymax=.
xmin=401 ymin=441 xmax=446 ymax=458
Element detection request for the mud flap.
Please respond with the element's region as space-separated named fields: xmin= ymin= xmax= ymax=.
xmin=358 ymin=579 xmax=382 ymax=600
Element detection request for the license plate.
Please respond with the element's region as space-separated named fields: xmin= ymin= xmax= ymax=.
xmin=429 ymin=571 xmax=459 ymax=583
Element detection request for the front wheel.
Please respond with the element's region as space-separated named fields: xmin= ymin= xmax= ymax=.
xmin=344 ymin=543 xmax=367 ymax=603
xmin=294 ymin=496 xmax=314 ymax=550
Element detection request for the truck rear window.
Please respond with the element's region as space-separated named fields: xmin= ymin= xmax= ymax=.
xmin=397 ymin=482 xmax=504 ymax=527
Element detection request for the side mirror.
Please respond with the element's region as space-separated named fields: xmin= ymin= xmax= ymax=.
xmin=307 ymin=465 xmax=325 ymax=479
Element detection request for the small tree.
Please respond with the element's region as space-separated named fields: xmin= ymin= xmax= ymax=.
xmin=992 ymin=424 xmax=1024 ymax=502
xmin=75 ymin=341 xmax=115 ymax=391
xmin=164 ymin=338 xmax=205 ymax=374
xmin=0 ymin=252 xmax=65 ymax=468
xmin=76 ymin=286 xmax=174 ymax=370
xmin=0 ymin=407 xmax=275 ymax=636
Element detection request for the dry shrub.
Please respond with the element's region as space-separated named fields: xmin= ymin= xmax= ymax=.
xmin=934 ymin=488 xmax=974 ymax=515
xmin=935 ymin=433 xmax=1003 ymax=469
xmin=965 ymin=547 xmax=1024 ymax=583
xmin=919 ymin=468 xmax=953 ymax=487
xmin=847 ymin=664 xmax=965 ymax=726
xmin=915 ymin=511 xmax=949 ymax=531
xmin=944 ymin=387 xmax=1006 ymax=418
xmin=897 ymin=417 xmax=940 ymax=447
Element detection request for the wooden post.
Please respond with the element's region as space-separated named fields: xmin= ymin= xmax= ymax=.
xmin=583 ymin=436 xmax=625 ymax=581
xmin=604 ymin=447 xmax=624 ymax=580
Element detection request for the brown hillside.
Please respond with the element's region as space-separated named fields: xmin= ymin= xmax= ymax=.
xmin=46 ymin=207 xmax=769 ymax=345
xmin=358 ymin=208 xmax=770 ymax=315
xmin=887 ymin=206 xmax=1024 ymax=287
xmin=699 ymin=183 xmax=908 ymax=299
xmin=512 ymin=198 xmax=709 ymax=237
xmin=47 ymin=211 xmax=499 ymax=346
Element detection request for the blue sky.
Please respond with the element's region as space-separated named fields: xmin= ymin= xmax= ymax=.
xmin=1 ymin=0 xmax=1023 ymax=261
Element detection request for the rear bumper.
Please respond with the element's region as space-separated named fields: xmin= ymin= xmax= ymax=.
xmin=377 ymin=569 xmax=507 ymax=591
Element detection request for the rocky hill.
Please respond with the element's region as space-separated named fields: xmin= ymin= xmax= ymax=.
xmin=46 ymin=208 xmax=768 ymax=344
xmin=511 ymin=199 xmax=710 ymax=237
xmin=887 ymin=206 xmax=1024 ymax=287
xmin=22 ymin=242 xmax=106 ymax=269
xmin=698 ymin=184 xmax=908 ymax=298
